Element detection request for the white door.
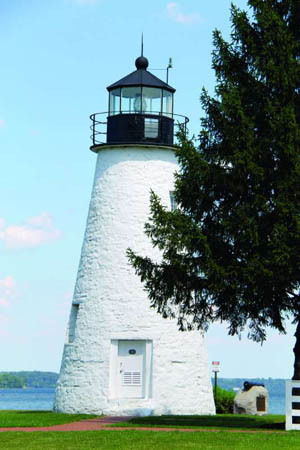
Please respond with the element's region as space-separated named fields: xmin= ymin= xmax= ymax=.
xmin=118 ymin=340 xmax=145 ymax=398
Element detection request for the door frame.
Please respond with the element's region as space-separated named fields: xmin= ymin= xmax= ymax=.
xmin=109 ymin=339 xmax=153 ymax=400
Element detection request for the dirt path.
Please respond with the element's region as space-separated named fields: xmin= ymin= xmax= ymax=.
xmin=0 ymin=416 xmax=285 ymax=433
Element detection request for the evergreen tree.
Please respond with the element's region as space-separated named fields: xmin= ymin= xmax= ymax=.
xmin=128 ymin=0 xmax=300 ymax=378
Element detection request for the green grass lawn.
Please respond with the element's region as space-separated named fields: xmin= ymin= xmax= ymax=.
xmin=108 ymin=414 xmax=286 ymax=430
xmin=0 ymin=411 xmax=98 ymax=427
xmin=0 ymin=411 xmax=286 ymax=431
xmin=1 ymin=430 xmax=300 ymax=450
xmin=0 ymin=413 xmax=299 ymax=450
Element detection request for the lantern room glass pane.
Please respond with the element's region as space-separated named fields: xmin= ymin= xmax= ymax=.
xmin=162 ymin=90 xmax=173 ymax=117
xmin=121 ymin=87 xmax=142 ymax=113
xmin=109 ymin=89 xmax=121 ymax=115
xmin=142 ymin=87 xmax=162 ymax=115
xmin=144 ymin=118 xmax=159 ymax=138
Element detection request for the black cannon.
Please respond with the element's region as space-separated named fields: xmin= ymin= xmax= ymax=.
xmin=243 ymin=381 xmax=265 ymax=392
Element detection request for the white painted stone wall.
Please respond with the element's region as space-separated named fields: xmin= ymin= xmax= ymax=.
xmin=54 ymin=144 xmax=215 ymax=416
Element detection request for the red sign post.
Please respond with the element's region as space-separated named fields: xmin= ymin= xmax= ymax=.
xmin=212 ymin=361 xmax=220 ymax=372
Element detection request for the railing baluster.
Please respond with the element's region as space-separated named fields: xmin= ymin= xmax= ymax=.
xmin=89 ymin=112 xmax=189 ymax=146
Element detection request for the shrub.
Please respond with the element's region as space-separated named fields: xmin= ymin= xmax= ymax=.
xmin=213 ymin=386 xmax=235 ymax=414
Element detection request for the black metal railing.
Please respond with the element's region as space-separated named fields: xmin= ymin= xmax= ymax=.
xmin=90 ymin=111 xmax=189 ymax=147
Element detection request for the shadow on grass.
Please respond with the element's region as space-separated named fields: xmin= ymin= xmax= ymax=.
xmin=0 ymin=410 xmax=99 ymax=428
xmin=123 ymin=414 xmax=285 ymax=430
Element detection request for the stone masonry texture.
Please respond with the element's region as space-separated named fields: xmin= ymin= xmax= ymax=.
xmin=54 ymin=145 xmax=215 ymax=416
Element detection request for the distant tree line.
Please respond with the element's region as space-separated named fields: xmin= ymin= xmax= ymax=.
xmin=0 ymin=371 xmax=58 ymax=388
xmin=0 ymin=373 xmax=25 ymax=388
xmin=215 ymin=378 xmax=286 ymax=397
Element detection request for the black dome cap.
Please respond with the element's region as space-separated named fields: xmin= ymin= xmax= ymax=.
xmin=135 ymin=56 xmax=149 ymax=70
xmin=107 ymin=54 xmax=175 ymax=93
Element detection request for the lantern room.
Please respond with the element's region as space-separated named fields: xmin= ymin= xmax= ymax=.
xmin=106 ymin=55 xmax=176 ymax=146
xmin=90 ymin=53 xmax=189 ymax=149
xmin=108 ymin=57 xmax=174 ymax=116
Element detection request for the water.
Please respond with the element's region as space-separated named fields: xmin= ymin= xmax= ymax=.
xmin=0 ymin=388 xmax=55 ymax=410
xmin=0 ymin=388 xmax=286 ymax=414
xmin=268 ymin=394 xmax=285 ymax=415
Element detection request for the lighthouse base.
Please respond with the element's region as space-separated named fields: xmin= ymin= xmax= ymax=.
xmin=54 ymin=397 xmax=214 ymax=417
xmin=54 ymin=330 xmax=215 ymax=417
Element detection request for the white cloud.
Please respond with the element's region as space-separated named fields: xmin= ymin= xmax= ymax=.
xmin=27 ymin=211 xmax=53 ymax=228
xmin=166 ymin=2 xmax=201 ymax=24
xmin=0 ymin=276 xmax=16 ymax=308
xmin=0 ymin=213 xmax=62 ymax=250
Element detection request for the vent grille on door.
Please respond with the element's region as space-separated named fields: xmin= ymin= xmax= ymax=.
xmin=123 ymin=372 xmax=141 ymax=386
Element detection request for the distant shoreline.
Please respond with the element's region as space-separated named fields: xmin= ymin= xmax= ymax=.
xmin=0 ymin=371 xmax=58 ymax=389
xmin=0 ymin=372 xmax=288 ymax=393
xmin=215 ymin=377 xmax=287 ymax=397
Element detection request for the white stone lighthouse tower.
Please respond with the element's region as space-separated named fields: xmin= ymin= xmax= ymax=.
xmin=54 ymin=51 xmax=215 ymax=416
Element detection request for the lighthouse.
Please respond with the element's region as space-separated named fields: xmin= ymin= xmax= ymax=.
xmin=54 ymin=50 xmax=215 ymax=416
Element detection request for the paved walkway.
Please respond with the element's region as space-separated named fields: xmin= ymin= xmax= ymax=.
xmin=0 ymin=417 xmax=130 ymax=433
xmin=0 ymin=416 xmax=286 ymax=433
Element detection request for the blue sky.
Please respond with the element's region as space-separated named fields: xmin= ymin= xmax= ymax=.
xmin=0 ymin=0 xmax=295 ymax=379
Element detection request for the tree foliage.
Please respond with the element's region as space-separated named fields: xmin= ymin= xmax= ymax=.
xmin=128 ymin=0 xmax=300 ymax=376
xmin=0 ymin=372 xmax=58 ymax=388
xmin=0 ymin=373 xmax=25 ymax=389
